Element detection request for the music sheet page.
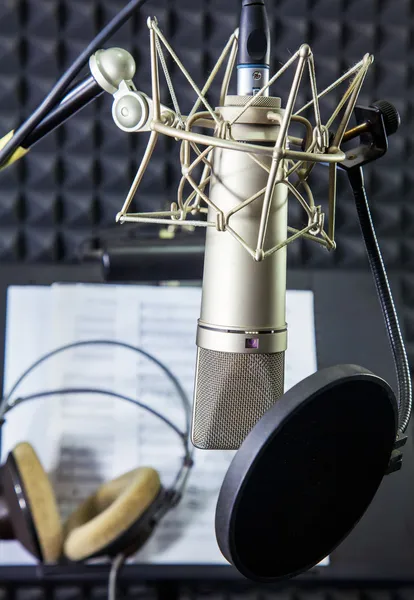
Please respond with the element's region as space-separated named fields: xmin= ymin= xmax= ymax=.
xmin=0 ymin=286 xmax=56 ymax=564
xmin=1 ymin=283 xmax=320 ymax=565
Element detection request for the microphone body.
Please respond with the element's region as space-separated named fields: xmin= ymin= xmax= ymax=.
xmin=192 ymin=95 xmax=288 ymax=450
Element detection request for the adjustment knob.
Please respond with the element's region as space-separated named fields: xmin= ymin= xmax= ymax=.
xmin=89 ymin=48 xmax=136 ymax=95
xmin=370 ymin=100 xmax=401 ymax=137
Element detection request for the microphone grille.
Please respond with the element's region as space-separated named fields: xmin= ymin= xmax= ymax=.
xmin=192 ymin=348 xmax=285 ymax=450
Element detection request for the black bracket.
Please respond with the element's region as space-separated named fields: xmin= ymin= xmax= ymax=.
xmin=338 ymin=105 xmax=389 ymax=171
xmin=385 ymin=432 xmax=407 ymax=475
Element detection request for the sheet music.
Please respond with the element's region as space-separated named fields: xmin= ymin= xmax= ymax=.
xmin=0 ymin=286 xmax=55 ymax=564
xmin=284 ymin=289 xmax=318 ymax=392
xmin=1 ymin=283 xmax=322 ymax=566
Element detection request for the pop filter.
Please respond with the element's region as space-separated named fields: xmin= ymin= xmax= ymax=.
xmin=215 ymin=364 xmax=398 ymax=582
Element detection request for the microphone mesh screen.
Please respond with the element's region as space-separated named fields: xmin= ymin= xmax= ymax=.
xmin=192 ymin=348 xmax=285 ymax=450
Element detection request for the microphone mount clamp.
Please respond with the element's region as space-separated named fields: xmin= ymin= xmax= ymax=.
xmin=89 ymin=47 xmax=177 ymax=133
xmin=111 ymin=17 xmax=376 ymax=264
xmin=338 ymin=100 xmax=401 ymax=171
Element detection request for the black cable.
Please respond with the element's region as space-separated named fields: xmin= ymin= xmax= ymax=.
xmin=0 ymin=0 xmax=150 ymax=168
xmin=22 ymin=76 xmax=104 ymax=149
xmin=109 ymin=553 xmax=126 ymax=600
xmin=347 ymin=166 xmax=412 ymax=434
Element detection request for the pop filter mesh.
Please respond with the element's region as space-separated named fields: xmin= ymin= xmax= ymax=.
xmin=216 ymin=370 xmax=398 ymax=582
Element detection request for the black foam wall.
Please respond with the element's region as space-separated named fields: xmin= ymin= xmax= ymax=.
xmin=0 ymin=0 xmax=410 ymax=266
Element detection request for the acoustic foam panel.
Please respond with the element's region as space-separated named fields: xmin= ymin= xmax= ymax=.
xmin=0 ymin=0 xmax=410 ymax=266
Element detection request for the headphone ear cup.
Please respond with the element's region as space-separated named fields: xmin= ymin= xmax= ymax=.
xmin=63 ymin=467 xmax=162 ymax=562
xmin=3 ymin=442 xmax=63 ymax=563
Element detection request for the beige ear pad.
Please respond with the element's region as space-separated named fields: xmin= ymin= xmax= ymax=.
xmin=63 ymin=467 xmax=161 ymax=562
xmin=12 ymin=442 xmax=63 ymax=563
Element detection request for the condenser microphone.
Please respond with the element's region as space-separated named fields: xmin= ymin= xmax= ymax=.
xmin=191 ymin=0 xmax=287 ymax=450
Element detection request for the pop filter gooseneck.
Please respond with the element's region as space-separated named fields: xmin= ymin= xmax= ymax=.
xmin=215 ymin=100 xmax=412 ymax=582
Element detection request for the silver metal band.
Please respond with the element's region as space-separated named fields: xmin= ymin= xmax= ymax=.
xmin=237 ymin=66 xmax=270 ymax=96
xmin=197 ymin=323 xmax=287 ymax=354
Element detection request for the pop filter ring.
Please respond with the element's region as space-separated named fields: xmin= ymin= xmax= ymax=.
xmin=215 ymin=364 xmax=399 ymax=582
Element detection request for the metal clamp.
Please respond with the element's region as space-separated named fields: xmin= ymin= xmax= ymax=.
xmin=386 ymin=433 xmax=408 ymax=475
xmin=338 ymin=104 xmax=389 ymax=171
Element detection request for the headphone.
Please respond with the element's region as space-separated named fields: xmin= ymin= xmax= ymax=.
xmin=0 ymin=340 xmax=193 ymax=566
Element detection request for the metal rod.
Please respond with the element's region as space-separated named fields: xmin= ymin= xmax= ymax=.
xmin=247 ymin=153 xmax=270 ymax=174
xmin=153 ymin=120 xmax=274 ymax=155
xmin=226 ymin=225 xmax=257 ymax=259
xmin=256 ymin=160 xmax=282 ymax=255
xmin=185 ymin=173 xmax=224 ymax=219
xmin=185 ymin=116 xmax=216 ymax=130
xmin=307 ymin=54 xmax=322 ymax=131
xmin=220 ymin=30 xmax=239 ymax=105
xmin=186 ymin=144 xmax=213 ymax=174
xmin=149 ymin=21 xmax=161 ymax=121
xmin=183 ymin=112 xmax=216 ymax=168
xmin=189 ymin=29 xmax=238 ymax=118
xmin=295 ymin=58 xmax=365 ymax=116
xmin=281 ymin=179 xmax=313 ymax=219
xmin=185 ymin=168 xmax=211 ymax=211
xmin=333 ymin=54 xmax=373 ymax=147
xmin=124 ymin=210 xmax=179 ymax=218
xmin=265 ymin=222 xmax=316 ymax=258
xmin=288 ymin=136 xmax=303 ymax=146
xmin=325 ymin=61 xmax=368 ymax=131
xmin=120 ymin=215 xmax=215 ymax=227
xmin=285 ymin=147 xmax=345 ymax=162
xmin=328 ymin=163 xmax=337 ymax=241
xmin=287 ymin=140 xmax=317 ymax=177
xmin=291 ymin=114 xmax=313 ymax=149
xmin=342 ymin=121 xmax=369 ymax=143
xmin=320 ymin=228 xmax=336 ymax=249
xmin=117 ymin=130 xmax=159 ymax=219
xmin=178 ymin=152 xmax=211 ymax=212
xmin=186 ymin=111 xmax=217 ymax=130
xmin=180 ymin=144 xmax=213 ymax=211
xmin=184 ymin=147 xmax=213 ymax=211
xmin=229 ymin=48 xmax=301 ymax=127
xmin=154 ymin=119 xmax=345 ymax=163
xmin=293 ymin=176 xmax=315 ymax=211
xmin=225 ymin=186 xmax=267 ymax=223
xmin=325 ymin=76 xmax=359 ymax=130
xmin=288 ymin=226 xmax=329 ymax=247
xmin=256 ymin=49 xmax=309 ymax=253
xmin=152 ymin=21 xmax=220 ymax=125
xmin=276 ymin=50 xmax=309 ymax=150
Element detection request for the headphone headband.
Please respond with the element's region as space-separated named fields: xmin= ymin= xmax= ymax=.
xmin=0 ymin=339 xmax=194 ymax=508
